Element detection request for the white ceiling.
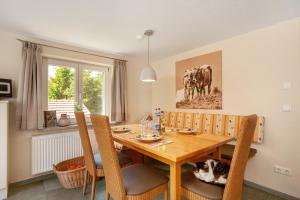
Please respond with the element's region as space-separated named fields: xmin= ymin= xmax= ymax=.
xmin=0 ymin=0 xmax=300 ymax=60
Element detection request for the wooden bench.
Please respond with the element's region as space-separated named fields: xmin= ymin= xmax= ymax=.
xmin=221 ymin=144 xmax=257 ymax=161
xmin=160 ymin=111 xmax=264 ymax=162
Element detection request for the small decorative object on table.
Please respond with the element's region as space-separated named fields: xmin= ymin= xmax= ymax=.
xmin=44 ymin=110 xmax=57 ymax=128
xmin=58 ymin=113 xmax=70 ymax=127
xmin=140 ymin=114 xmax=153 ymax=129
xmin=153 ymin=107 xmax=164 ymax=132
xmin=159 ymin=111 xmax=166 ymax=132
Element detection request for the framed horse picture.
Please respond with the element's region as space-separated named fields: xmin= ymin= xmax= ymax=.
xmin=176 ymin=50 xmax=222 ymax=109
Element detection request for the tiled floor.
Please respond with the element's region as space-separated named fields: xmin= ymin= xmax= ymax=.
xmin=8 ymin=176 xmax=287 ymax=200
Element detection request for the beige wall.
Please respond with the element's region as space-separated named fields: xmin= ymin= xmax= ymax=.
xmin=152 ymin=18 xmax=300 ymax=198
xmin=127 ymin=56 xmax=152 ymax=122
xmin=0 ymin=31 xmax=27 ymax=183
xmin=0 ymin=30 xmax=151 ymax=183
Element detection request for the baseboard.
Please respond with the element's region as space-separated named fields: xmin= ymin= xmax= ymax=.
xmin=9 ymin=172 xmax=55 ymax=188
xmin=0 ymin=188 xmax=7 ymax=200
xmin=244 ymin=180 xmax=300 ymax=200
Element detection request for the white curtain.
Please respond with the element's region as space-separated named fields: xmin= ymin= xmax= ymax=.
xmin=17 ymin=42 xmax=43 ymax=130
xmin=111 ymin=60 xmax=127 ymax=122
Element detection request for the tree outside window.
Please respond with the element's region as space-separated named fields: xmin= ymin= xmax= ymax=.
xmin=48 ymin=65 xmax=104 ymax=116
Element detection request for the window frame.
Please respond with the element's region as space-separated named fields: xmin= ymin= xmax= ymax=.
xmin=42 ymin=57 xmax=111 ymax=125
xmin=78 ymin=63 xmax=110 ymax=116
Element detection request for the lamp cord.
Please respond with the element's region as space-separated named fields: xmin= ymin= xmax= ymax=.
xmin=147 ymin=36 xmax=150 ymax=66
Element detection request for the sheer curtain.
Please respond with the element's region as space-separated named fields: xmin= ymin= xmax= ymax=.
xmin=17 ymin=42 xmax=43 ymax=130
xmin=111 ymin=60 xmax=127 ymax=123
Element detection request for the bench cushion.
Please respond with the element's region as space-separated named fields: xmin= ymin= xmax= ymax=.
xmin=161 ymin=111 xmax=264 ymax=143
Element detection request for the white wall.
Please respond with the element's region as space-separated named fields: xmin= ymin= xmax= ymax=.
xmin=152 ymin=18 xmax=300 ymax=198
xmin=0 ymin=30 xmax=151 ymax=183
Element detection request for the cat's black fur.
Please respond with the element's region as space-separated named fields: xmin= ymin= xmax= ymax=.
xmin=194 ymin=159 xmax=230 ymax=185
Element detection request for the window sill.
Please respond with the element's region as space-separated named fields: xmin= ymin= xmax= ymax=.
xmin=37 ymin=121 xmax=126 ymax=135
xmin=41 ymin=123 xmax=92 ymax=133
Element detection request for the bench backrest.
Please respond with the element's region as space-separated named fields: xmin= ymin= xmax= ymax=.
xmin=160 ymin=111 xmax=264 ymax=143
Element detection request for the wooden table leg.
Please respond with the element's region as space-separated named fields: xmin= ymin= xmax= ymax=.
xmin=213 ymin=147 xmax=221 ymax=160
xmin=170 ymin=162 xmax=181 ymax=200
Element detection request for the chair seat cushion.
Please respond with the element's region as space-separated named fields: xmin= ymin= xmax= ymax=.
xmin=94 ymin=151 xmax=131 ymax=168
xmin=182 ymin=172 xmax=224 ymax=200
xmin=122 ymin=164 xmax=169 ymax=195
xmin=221 ymin=144 xmax=257 ymax=160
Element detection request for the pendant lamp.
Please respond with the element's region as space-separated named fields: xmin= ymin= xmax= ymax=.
xmin=140 ymin=30 xmax=157 ymax=82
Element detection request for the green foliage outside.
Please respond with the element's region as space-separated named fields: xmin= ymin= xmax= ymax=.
xmin=82 ymin=70 xmax=103 ymax=113
xmin=48 ymin=66 xmax=103 ymax=114
xmin=48 ymin=66 xmax=75 ymax=100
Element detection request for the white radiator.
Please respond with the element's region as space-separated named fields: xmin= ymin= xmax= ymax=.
xmin=32 ymin=131 xmax=93 ymax=175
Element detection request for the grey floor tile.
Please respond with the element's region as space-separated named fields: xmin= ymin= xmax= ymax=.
xmin=7 ymin=176 xmax=290 ymax=200
xmin=242 ymin=186 xmax=270 ymax=200
xmin=81 ymin=179 xmax=106 ymax=200
xmin=43 ymin=177 xmax=62 ymax=192
xmin=8 ymin=181 xmax=47 ymax=200
xmin=46 ymin=187 xmax=83 ymax=200
xmin=266 ymin=194 xmax=287 ymax=200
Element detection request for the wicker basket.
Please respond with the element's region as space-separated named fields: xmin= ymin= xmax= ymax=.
xmin=53 ymin=156 xmax=91 ymax=189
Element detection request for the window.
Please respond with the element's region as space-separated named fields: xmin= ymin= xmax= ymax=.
xmin=45 ymin=58 xmax=109 ymax=122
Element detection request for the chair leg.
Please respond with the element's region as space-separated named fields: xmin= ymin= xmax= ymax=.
xmin=90 ymin=176 xmax=97 ymax=200
xmin=83 ymin=170 xmax=88 ymax=195
xmin=164 ymin=189 xmax=168 ymax=200
xmin=105 ymin=191 xmax=110 ymax=200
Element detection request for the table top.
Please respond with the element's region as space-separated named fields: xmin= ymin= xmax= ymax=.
xmin=112 ymin=124 xmax=234 ymax=164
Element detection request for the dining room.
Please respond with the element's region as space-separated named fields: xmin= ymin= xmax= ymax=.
xmin=0 ymin=1 xmax=300 ymax=200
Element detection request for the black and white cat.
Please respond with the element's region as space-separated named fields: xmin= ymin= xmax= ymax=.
xmin=193 ymin=159 xmax=229 ymax=185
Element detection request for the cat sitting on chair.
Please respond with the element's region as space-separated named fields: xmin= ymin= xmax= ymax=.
xmin=194 ymin=159 xmax=229 ymax=185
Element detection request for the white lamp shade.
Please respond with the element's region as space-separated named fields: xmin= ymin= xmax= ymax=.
xmin=140 ymin=67 xmax=157 ymax=82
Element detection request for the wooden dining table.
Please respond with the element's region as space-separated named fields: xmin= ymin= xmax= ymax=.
xmin=112 ymin=124 xmax=234 ymax=200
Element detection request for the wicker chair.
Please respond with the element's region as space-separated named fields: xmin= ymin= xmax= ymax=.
xmin=181 ymin=115 xmax=258 ymax=200
xmin=75 ymin=112 xmax=132 ymax=200
xmin=90 ymin=114 xmax=169 ymax=200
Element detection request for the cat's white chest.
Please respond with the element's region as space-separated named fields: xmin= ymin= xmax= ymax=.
xmin=194 ymin=160 xmax=215 ymax=182
xmin=193 ymin=159 xmax=228 ymax=185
